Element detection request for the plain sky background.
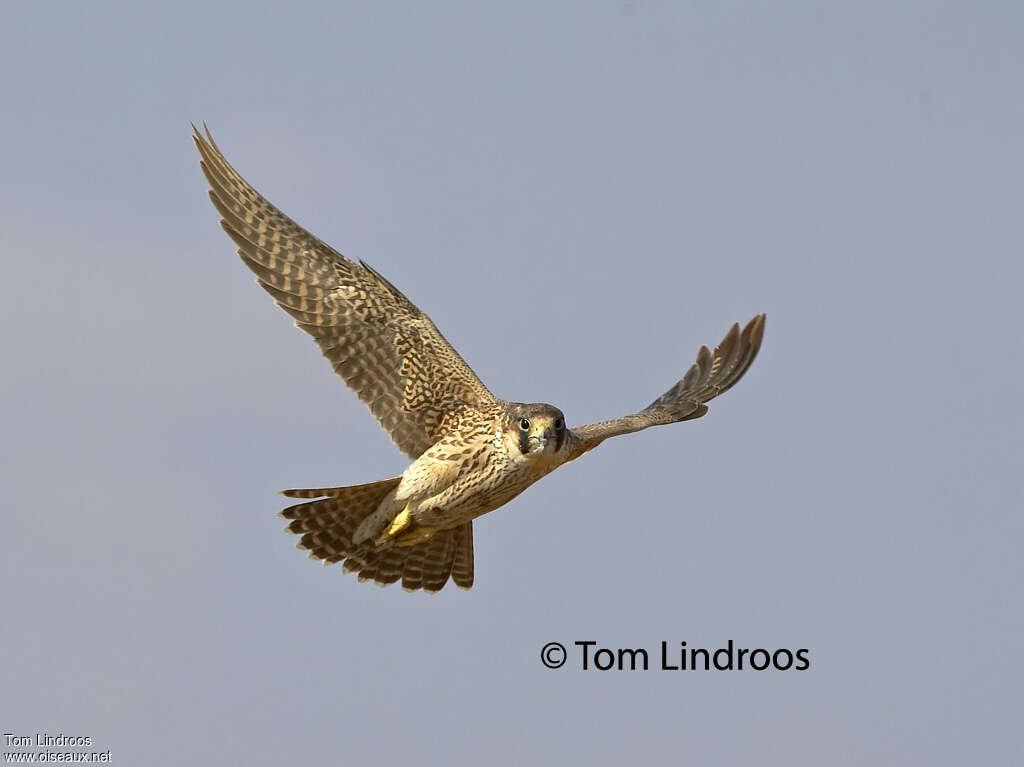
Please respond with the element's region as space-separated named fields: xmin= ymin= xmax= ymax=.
xmin=2 ymin=1 xmax=1021 ymax=764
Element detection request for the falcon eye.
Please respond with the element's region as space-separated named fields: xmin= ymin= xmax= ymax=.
xmin=519 ymin=418 xmax=531 ymax=431
xmin=554 ymin=417 xmax=563 ymax=430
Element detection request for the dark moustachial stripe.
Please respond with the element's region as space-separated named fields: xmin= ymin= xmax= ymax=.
xmin=518 ymin=426 xmax=530 ymax=455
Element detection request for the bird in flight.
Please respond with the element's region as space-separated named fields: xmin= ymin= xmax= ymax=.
xmin=194 ymin=125 xmax=765 ymax=593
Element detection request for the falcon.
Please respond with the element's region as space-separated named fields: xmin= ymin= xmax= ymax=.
xmin=194 ymin=125 xmax=766 ymax=592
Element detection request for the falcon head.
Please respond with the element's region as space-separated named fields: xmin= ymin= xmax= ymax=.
xmin=507 ymin=403 xmax=567 ymax=456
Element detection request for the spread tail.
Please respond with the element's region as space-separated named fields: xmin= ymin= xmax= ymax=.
xmin=279 ymin=477 xmax=474 ymax=592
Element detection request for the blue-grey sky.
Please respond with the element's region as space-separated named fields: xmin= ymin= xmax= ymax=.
xmin=2 ymin=1 xmax=1021 ymax=764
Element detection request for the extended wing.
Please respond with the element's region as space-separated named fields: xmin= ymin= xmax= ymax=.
xmin=567 ymin=314 xmax=765 ymax=459
xmin=194 ymin=125 xmax=496 ymax=459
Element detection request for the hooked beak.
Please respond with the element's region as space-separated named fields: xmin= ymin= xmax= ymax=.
xmin=537 ymin=426 xmax=563 ymax=453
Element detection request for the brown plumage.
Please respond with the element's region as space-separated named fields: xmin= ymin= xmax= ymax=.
xmin=194 ymin=124 xmax=766 ymax=593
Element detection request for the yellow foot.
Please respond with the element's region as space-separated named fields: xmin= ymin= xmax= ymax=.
xmin=385 ymin=506 xmax=413 ymax=537
xmin=375 ymin=505 xmax=439 ymax=548
xmin=376 ymin=505 xmax=413 ymax=547
xmin=394 ymin=525 xmax=439 ymax=548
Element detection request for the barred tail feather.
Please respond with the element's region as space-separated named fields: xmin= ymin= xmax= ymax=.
xmin=278 ymin=477 xmax=475 ymax=592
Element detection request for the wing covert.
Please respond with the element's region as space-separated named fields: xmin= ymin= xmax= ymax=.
xmin=193 ymin=125 xmax=496 ymax=458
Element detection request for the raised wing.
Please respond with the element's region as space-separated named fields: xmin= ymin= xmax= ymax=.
xmin=194 ymin=125 xmax=496 ymax=459
xmin=567 ymin=314 xmax=765 ymax=459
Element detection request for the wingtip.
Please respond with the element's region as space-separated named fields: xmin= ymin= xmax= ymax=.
xmin=750 ymin=312 xmax=767 ymax=344
xmin=191 ymin=121 xmax=221 ymax=153
xmin=191 ymin=121 xmax=213 ymax=149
